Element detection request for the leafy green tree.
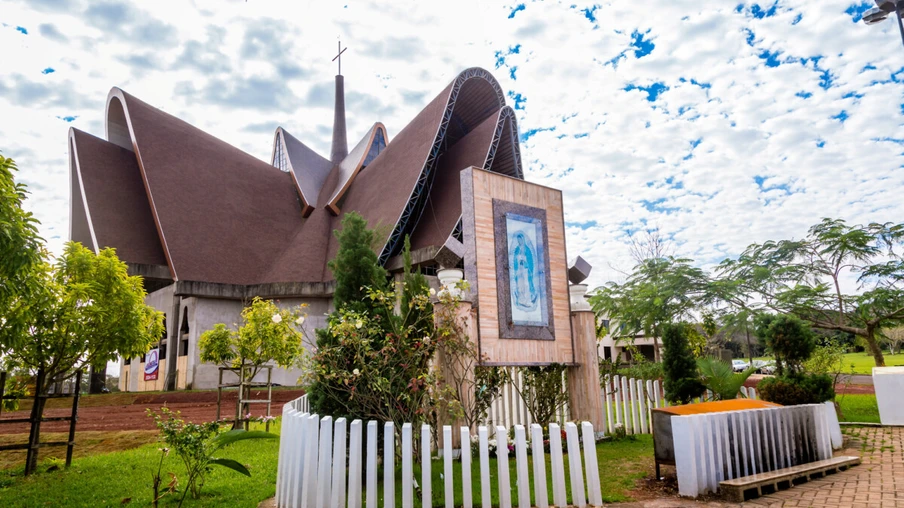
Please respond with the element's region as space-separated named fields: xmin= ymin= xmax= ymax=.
xmin=328 ymin=211 xmax=387 ymax=313
xmin=661 ymin=323 xmax=705 ymax=404
xmin=754 ymin=314 xmax=816 ymax=376
xmin=590 ymin=256 xmax=713 ymax=362
xmin=717 ymin=218 xmax=904 ymax=367
xmin=2 ymin=242 xmax=163 ymax=470
xmin=310 ymin=213 xmax=389 ymax=416
xmin=0 ymin=154 xmax=45 ymax=352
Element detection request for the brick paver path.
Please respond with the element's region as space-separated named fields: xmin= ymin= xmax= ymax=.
xmin=742 ymin=426 xmax=904 ymax=508
xmin=610 ymin=426 xmax=904 ymax=508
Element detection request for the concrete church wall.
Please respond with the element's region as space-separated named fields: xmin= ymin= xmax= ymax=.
xmin=119 ymin=284 xmax=332 ymax=392
xmin=186 ymin=296 xmax=331 ymax=391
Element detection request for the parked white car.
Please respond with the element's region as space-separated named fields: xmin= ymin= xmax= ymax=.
xmin=759 ymin=360 xmax=777 ymax=375
xmin=732 ymin=359 xmax=750 ymax=372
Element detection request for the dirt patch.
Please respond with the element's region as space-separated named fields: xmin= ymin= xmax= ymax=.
xmin=0 ymin=388 xmax=305 ymax=434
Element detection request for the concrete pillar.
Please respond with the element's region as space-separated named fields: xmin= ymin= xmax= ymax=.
xmin=434 ymin=299 xmax=477 ymax=450
xmin=567 ymin=309 xmax=606 ymax=433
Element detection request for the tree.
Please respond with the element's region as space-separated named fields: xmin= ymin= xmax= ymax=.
xmin=199 ymin=297 xmax=307 ymax=425
xmin=661 ymin=323 xmax=705 ymax=404
xmin=717 ymin=218 xmax=904 ymax=367
xmin=327 ymin=211 xmax=387 ymax=313
xmin=309 ymin=213 xmax=389 ymax=417
xmin=2 ymin=242 xmax=163 ymax=470
xmin=754 ymin=314 xmax=816 ymax=376
xmin=590 ymin=256 xmax=713 ymax=362
xmin=0 ymin=154 xmax=45 ymax=352
xmin=881 ymin=326 xmax=904 ymax=355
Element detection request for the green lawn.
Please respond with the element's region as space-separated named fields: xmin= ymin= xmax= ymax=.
xmin=0 ymin=421 xmax=653 ymax=508
xmin=836 ymin=394 xmax=881 ymax=423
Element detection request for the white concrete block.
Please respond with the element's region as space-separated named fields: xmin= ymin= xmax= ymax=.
xmin=873 ymin=367 xmax=904 ymax=425
xmin=823 ymin=401 xmax=843 ymax=450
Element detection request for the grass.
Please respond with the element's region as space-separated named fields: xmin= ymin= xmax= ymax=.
xmin=836 ymin=394 xmax=880 ymax=423
xmin=755 ymin=352 xmax=904 ymax=375
xmin=0 ymin=421 xmax=653 ymax=508
xmin=0 ymin=422 xmax=280 ymax=507
xmin=0 ymin=430 xmax=158 ymax=470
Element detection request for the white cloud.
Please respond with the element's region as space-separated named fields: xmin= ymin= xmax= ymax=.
xmin=1 ymin=0 xmax=902 ymax=291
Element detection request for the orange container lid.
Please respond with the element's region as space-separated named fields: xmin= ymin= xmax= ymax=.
xmin=652 ymin=399 xmax=780 ymax=416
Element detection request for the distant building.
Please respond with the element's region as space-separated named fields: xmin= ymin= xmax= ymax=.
xmin=597 ymin=317 xmax=662 ymax=362
xmin=68 ymin=66 xmax=524 ymax=391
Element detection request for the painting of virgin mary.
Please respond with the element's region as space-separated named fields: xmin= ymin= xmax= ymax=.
xmin=506 ymin=213 xmax=548 ymax=326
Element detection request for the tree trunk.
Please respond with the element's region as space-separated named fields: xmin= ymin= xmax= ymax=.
xmin=865 ymin=327 xmax=886 ymax=367
xmin=653 ymin=335 xmax=661 ymax=362
xmin=745 ymin=323 xmax=753 ymax=364
xmin=88 ymin=364 xmax=106 ymax=394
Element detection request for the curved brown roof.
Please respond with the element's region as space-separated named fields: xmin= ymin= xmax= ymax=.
xmin=69 ymin=128 xmax=167 ymax=267
xmin=72 ymin=67 xmax=524 ymax=287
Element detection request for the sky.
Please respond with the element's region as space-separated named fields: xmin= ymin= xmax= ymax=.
xmin=2 ymin=0 xmax=903 ymax=293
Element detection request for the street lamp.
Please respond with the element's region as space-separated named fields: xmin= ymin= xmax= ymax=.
xmin=862 ymin=0 xmax=904 ymax=48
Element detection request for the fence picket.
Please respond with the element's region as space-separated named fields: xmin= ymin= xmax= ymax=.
xmin=402 ymin=423 xmax=413 ymax=508
xmin=548 ymin=423 xmax=567 ymax=508
xmin=421 ymin=425 xmax=432 ymax=508
xmin=638 ymin=379 xmax=648 ymax=434
xmin=629 ymin=378 xmax=640 ymax=435
xmin=348 ymin=420 xmax=363 ymax=508
xmin=478 ymin=426 xmax=491 ymax=508
xmin=331 ymin=418 xmax=347 ymax=508
xmin=461 ymin=427 xmax=473 ymax=508
xmin=613 ymin=375 xmax=622 ymax=426
xmin=581 ymin=422 xmax=602 ymax=506
xmin=443 ymin=426 xmax=454 ymax=508
xmin=514 ymin=425 xmax=530 ymax=508
xmin=620 ymin=376 xmax=630 ymax=433
xmin=366 ymin=421 xmax=377 ymax=508
xmin=384 ymin=422 xmax=395 ymax=508
xmin=603 ymin=376 xmax=613 ymax=434
xmin=565 ymin=423 xmax=586 ymax=507
xmin=496 ymin=426 xmax=512 ymax=508
xmin=317 ymin=416 xmax=333 ymax=508
xmin=530 ymin=424 xmax=549 ymax=508
xmin=302 ymin=414 xmax=320 ymax=508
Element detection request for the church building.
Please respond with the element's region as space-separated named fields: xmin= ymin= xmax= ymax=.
xmin=68 ymin=65 xmax=524 ymax=391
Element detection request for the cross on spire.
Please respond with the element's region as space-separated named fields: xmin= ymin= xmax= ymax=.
xmin=332 ymin=40 xmax=347 ymax=75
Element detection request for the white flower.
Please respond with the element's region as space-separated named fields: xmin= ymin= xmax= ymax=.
xmin=355 ymin=320 xmax=363 ymax=329
xmin=353 ymin=369 xmax=360 ymax=376
xmin=271 ymin=314 xmax=283 ymax=324
xmin=429 ymin=287 xmax=436 ymax=296
xmin=295 ymin=316 xmax=305 ymax=325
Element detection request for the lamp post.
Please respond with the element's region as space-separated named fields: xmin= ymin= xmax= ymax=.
xmin=862 ymin=0 xmax=904 ymax=48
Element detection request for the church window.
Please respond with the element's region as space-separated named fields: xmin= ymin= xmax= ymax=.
xmin=179 ymin=310 xmax=190 ymax=357
xmin=273 ymin=132 xmax=290 ymax=172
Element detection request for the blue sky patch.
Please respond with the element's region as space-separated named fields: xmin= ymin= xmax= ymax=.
xmin=520 ymin=126 xmax=556 ymax=142
xmin=16 ymin=26 xmax=27 ymax=34
xmin=631 ymin=30 xmax=655 ymax=58
xmin=744 ymin=29 xmax=756 ymax=46
xmin=508 ymin=91 xmax=527 ymax=110
xmin=832 ymin=110 xmax=849 ymax=123
xmin=816 ymin=140 xmax=826 ymax=148
xmin=42 ymin=67 xmax=55 ymax=74
xmin=508 ymin=3 xmax=526 ymax=18
xmin=759 ymin=49 xmax=782 ymax=67
xmin=582 ymin=5 xmax=599 ymax=23
xmin=749 ymin=3 xmax=778 ymax=19
xmin=624 ymin=82 xmax=669 ymax=101
xmin=796 ymin=91 xmax=812 ymax=99
xmin=566 ymin=220 xmax=598 ymax=230
xmin=57 ymin=115 xmax=78 ymax=122
xmin=792 ymin=13 xmax=803 ymax=25
xmin=845 ymin=2 xmax=873 ymax=23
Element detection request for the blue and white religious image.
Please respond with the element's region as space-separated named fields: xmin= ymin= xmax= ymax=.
xmin=506 ymin=213 xmax=548 ymax=326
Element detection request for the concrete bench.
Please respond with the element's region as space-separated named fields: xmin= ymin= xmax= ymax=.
xmin=719 ymin=455 xmax=861 ymax=502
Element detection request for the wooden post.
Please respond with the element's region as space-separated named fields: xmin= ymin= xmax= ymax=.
xmin=434 ymin=299 xmax=477 ymax=450
xmin=567 ymin=309 xmax=606 ymax=433
xmin=0 ymin=371 xmax=6 ymax=421
xmin=26 ymin=369 xmax=46 ymax=475
xmin=65 ymin=370 xmax=83 ymax=468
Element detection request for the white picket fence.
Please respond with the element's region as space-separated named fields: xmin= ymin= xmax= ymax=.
xmin=277 ymin=394 xmax=604 ymax=508
xmin=671 ymin=403 xmax=834 ymax=498
xmin=600 ymin=375 xmax=758 ymax=436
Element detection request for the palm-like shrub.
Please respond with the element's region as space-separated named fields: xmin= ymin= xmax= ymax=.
xmin=696 ymin=357 xmax=757 ymax=400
